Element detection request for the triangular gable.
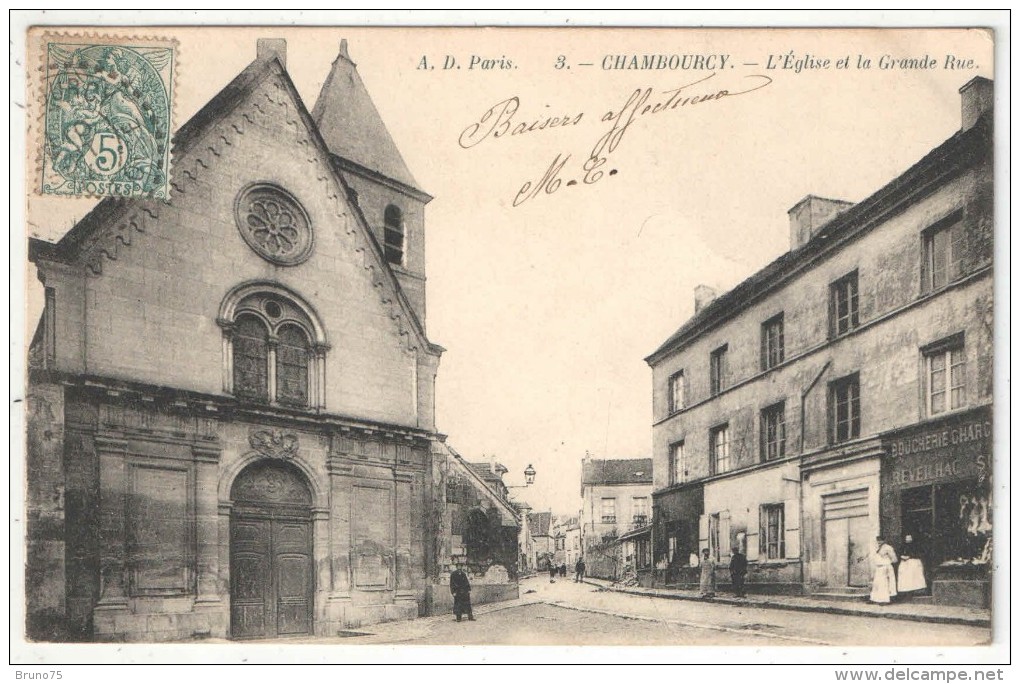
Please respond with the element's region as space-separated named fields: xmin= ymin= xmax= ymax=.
xmin=33 ymin=54 xmax=439 ymax=356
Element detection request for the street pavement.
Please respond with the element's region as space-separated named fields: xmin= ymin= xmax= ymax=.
xmin=262 ymin=576 xmax=991 ymax=646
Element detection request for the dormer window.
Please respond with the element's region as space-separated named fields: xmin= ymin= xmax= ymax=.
xmin=384 ymin=204 xmax=404 ymax=266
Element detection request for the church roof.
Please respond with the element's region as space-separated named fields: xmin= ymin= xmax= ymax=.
xmin=311 ymin=40 xmax=422 ymax=192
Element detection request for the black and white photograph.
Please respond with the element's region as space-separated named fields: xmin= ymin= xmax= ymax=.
xmin=11 ymin=11 xmax=1009 ymax=670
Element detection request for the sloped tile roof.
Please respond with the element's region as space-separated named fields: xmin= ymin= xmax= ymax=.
xmin=582 ymin=458 xmax=654 ymax=486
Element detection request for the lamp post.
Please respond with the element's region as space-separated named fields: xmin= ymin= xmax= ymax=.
xmin=505 ymin=465 xmax=537 ymax=575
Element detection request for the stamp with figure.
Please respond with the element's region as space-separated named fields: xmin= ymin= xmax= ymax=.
xmin=39 ymin=37 xmax=175 ymax=199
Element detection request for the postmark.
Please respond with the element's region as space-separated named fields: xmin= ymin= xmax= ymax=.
xmin=38 ymin=37 xmax=175 ymax=199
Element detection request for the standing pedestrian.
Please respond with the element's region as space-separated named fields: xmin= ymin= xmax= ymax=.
xmin=729 ymin=545 xmax=747 ymax=598
xmin=574 ymin=557 xmax=586 ymax=582
xmin=449 ymin=562 xmax=475 ymax=622
xmin=869 ymin=535 xmax=898 ymax=605
xmin=548 ymin=563 xmax=557 ymax=583
xmin=561 ymin=563 xmax=567 ymax=578
xmin=897 ymin=534 xmax=927 ymax=596
xmin=699 ymin=548 xmax=716 ymax=598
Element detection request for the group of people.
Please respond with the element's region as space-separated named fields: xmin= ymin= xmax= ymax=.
xmin=697 ymin=546 xmax=746 ymax=598
xmin=869 ymin=534 xmax=927 ymax=605
xmin=548 ymin=558 xmax=587 ymax=583
xmin=696 ymin=534 xmax=927 ymax=603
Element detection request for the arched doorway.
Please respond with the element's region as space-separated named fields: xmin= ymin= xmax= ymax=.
xmin=230 ymin=460 xmax=313 ymax=639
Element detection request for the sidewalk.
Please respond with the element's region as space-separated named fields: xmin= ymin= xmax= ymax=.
xmin=582 ymin=578 xmax=990 ymax=628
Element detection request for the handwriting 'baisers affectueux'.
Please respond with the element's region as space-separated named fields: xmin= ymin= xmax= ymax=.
xmin=458 ymin=73 xmax=773 ymax=207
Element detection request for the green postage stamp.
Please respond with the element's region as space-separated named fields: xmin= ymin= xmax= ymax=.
xmin=39 ymin=36 xmax=175 ymax=199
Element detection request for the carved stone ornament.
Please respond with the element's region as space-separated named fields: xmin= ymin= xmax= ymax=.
xmin=249 ymin=428 xmax=299 ymax=459
xmin=235 ymin=184 xmax=314 ymax=266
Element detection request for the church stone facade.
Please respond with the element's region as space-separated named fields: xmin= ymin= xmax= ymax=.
xmin=25 ymin=39 xmax=456 ymax=641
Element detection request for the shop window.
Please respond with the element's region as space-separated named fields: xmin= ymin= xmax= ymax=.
xmin=830 ymin=270 xmax=860 ymax=338
xmin=710 ymin=344 xmax=728 ymax=396
xmin=761 ymin=313 xmax=785 ymax=371
xmin=923 ymin=335 xmax=966 ymax=416
xmin=668 ymin=440 xmax=687 ymax=486
xmin=761 ymin=401 xmax=787 ymax=462
xmin=710 ymin=423 xmax=730 ymax=474
xmin=829 ymin=373 xmax=860 ymax=444
xmin=668 ymin=369 xmax=686 ymax=414
xmin=759 ymin=504 xmax=785 ymax=560
xmin=384 ymin=204 xmax=405 ymax=266
xmin=922 ymin=211 xmax=964 ymax=292
xmin=601 ymin=497 xmax=616 ymax=524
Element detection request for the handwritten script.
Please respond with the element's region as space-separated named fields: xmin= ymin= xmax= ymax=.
xmin=457 ymin=73 xmax=773 ymax=207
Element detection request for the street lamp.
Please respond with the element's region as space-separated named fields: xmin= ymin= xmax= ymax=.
xmin=507 ymin=464 xmax=537 ymax=491
xmin=523 ymin=464 xmax=536 ymax=485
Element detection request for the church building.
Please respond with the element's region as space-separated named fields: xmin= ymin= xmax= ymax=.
xmin=26 ymin=38 xmax=454 ymax=641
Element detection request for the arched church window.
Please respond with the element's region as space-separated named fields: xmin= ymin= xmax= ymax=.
xmin=276 ymin=324 xmax=310 ymax=407
xmin=383 ymin=204 xmax=404 ymax=267
xmin=220 ymin=282 xmax=329 ymax=410
xmin=233 ymin=314 xmax=269 ymax=402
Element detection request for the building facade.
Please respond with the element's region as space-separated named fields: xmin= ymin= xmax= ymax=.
xmin=527 ymin=511 xmax=553 ymax=570
xmin=580 ymin=457 xmax=653 ymax=580
xmin=428 ymin=448 xmax=521 ymax=613
xmin=646 ymin=78 xmax=993 ymax=605
xmin=26 ymin=39 xmax=460 ymax=641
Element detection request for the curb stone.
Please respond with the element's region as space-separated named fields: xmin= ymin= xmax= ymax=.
xmin=582 ymin=581 xmax=990 ymax=628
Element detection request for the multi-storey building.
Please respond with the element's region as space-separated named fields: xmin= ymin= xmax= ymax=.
xmin=580 ymin=456 xmax=653 ymax=580
xmin=646 ymin=78 xmax=993 ymax=606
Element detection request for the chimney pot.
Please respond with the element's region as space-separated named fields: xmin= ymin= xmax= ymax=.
xmin=787 ymin=195 xmax=853 ymax=250
xmin=257 ymin=38 xmax=287 ymax=68
xmin=694 ymin=284 xmax=717 ymax=314
xmin=960 ymin=77 xmax=993 ymax=131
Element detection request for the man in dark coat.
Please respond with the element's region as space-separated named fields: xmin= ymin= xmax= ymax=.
xmin=449 ymin=563 xmax=474 ymax=621
xmin=729 ymin=546 xmax=748 ymax=598
xmin=574 ymin=558 xmax=586 ymax=582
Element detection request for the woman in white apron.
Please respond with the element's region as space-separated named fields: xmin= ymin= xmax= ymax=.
xmin=897 ymin=534 xmax=927 ymax=595
xmin=870 ymin=536 xmax=898 ymax=604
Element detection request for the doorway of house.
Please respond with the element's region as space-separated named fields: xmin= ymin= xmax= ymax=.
xmin=822 ymin=489 xmax=871 ymax=588
xmin=230 ymin=460 xmax=314 ymax=639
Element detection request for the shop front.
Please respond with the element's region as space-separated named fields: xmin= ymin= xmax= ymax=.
xmin=651 ymin=483 xmax=703 ymax=589
xmin=879 ymin=406 xmax=992 ymax=608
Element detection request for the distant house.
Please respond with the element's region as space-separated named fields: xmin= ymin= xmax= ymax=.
xmin=580 ymin=456 xmax=653 ymax=580
xmin=527 ymin=511 xmax=554 ymax=569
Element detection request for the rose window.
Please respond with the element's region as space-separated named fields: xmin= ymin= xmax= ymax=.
xmin=235 ymin=184 xmax=314 ymax=265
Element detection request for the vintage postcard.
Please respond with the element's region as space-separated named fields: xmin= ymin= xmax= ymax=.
xmin=12 ymin=13 xmax=1007 ymax=668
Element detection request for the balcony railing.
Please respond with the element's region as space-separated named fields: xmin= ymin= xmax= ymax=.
xmin=631 ymin=515 xmax=649 ymax=528
xmin=601 ymin=515 xmax=617 ymax=524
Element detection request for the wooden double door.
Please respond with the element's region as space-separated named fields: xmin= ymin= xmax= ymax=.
xmin=822 ymin=489 xmax=872 ymax=588
xmin=230 ymin=461 xmax=314 ymax=639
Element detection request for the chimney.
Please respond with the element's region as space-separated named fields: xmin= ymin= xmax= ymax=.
xmin=960 ymin=77 xmax=993 ymax=131
xmin=694 ymin=284 xmax=717 ymax=314
xmin=257 ymin=38 xmax=287 ymax=68
xmin=788 ymin=195 xmax=854 ymax=250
